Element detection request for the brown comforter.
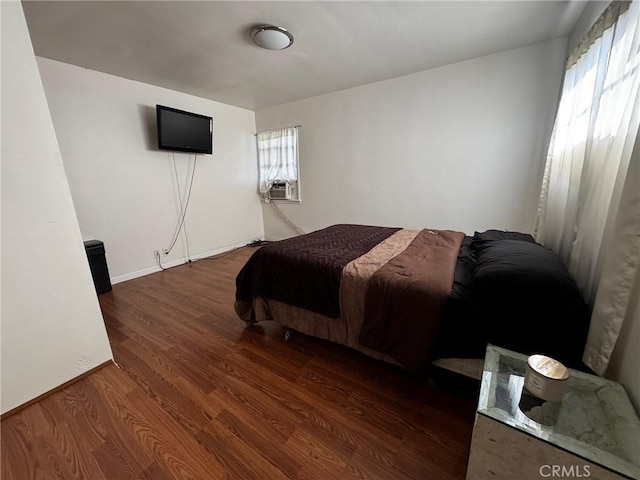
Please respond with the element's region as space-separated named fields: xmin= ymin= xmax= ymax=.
xmin=235 ymin=224 xmax=464 ymax=371
xmin=359 ymin=229 xmax=464 ymax=370
xmin=235 ymin=224 xmax=400 ymax=319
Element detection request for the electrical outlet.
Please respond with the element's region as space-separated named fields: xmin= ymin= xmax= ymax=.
xmin=153 ymin=250 xmax=160 ymax=259
xmin=163 ymin=249 xmax=170 ymax=256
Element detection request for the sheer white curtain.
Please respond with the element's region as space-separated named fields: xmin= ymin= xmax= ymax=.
xmin=256 ymin=126 xmax=299 ymax=195
xmin=536 ymin=1 xmax=640 ymax=375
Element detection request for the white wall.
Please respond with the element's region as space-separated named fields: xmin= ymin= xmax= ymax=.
xmin=36 ymin=58 xmax=263 ymax=282
xmin=255 ymin=38 xmax=567 ymax=240
xmin=1 ymin=1 xmax=113 ymax=414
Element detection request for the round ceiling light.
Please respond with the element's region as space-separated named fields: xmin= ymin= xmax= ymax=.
xmin=251 ymin=25 xmax=294 ymax=50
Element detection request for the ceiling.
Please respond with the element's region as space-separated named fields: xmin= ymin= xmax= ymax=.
xmin=23 ymin=1 xmax=587 ymax=111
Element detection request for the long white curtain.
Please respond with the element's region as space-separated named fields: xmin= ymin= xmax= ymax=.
xmin=536 ymin=1 xmax=640 ymax=375
xmin=256 ymin=126 xmax=299 ymax=194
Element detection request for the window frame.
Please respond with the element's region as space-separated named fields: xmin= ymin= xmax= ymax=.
xmin=255 ymin=126 xmax=301 ymax=203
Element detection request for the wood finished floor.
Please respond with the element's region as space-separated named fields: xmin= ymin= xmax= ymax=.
xmin=1 ymin=246 xmax=478 ymax=480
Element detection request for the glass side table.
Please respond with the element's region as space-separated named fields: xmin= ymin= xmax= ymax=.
xmin=465 ymin=345 xmax=640 ymax=480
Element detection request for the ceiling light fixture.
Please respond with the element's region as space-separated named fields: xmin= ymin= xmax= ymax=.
xmin=251 ymin=25 xmax=294 ymax=50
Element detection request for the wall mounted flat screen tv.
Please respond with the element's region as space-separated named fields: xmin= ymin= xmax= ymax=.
xmin=156 ymin=105 xmax=213 ymax=154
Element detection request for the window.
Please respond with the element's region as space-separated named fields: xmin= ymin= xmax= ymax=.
xmin=256 ymin=126 xmax=300 ymax=201
xmin=536 ymin=1 xmax=639 ymax=375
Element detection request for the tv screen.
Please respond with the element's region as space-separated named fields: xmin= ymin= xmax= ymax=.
xmin=156 ymin=105 xmax=212 ymax=154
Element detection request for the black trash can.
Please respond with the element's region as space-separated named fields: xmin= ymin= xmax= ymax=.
xmin=83 ymin=240 xmax=112 ymax=293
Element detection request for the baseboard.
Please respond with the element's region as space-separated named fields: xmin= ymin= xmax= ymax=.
xmin=263 ymin=234 xmax=296 ymax=242
xmin=1 ymin=360 xmax=113 ymax=419
xmin=110 ymin=238 xmax=260 ymax=285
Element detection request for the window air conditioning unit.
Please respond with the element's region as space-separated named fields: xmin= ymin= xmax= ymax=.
xmin=269 ymin=182 xmax=292 ymax=200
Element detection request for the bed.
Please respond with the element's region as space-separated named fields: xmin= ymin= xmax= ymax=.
xmin=235 ymin=224 xmax=590 ymax=378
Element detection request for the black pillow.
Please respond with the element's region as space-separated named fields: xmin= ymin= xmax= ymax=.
xmin=472 ymin=240 xmax=589 ymax=369
xmin=472 ymin=229 xmax=535 ymax=251
xmin=474 ymin=240 xmax=576 ymax=295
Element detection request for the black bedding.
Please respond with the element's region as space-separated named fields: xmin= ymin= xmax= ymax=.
xmin=435 ymin=231 xmax=590 ymax=370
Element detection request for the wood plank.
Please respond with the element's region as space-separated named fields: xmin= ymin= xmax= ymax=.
xmin=1 ymin=413 xmax=42 ymax=480
xmin=37 ymin=400 xmax=107 ymax=480
xmin=214 ymin=407 xmax=302 ymax=476
xmin=125 ymin=389 xmax=228 ymax=480
xmin=196 ymin=420 xmax=294 ymax=480
xmin=113 ymin=341 xmax=212 ymax=435
xmin=137 ymin=462 xmax=172 ymax=480
xmin=284 ymin=427 xmax=364 ymax=480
